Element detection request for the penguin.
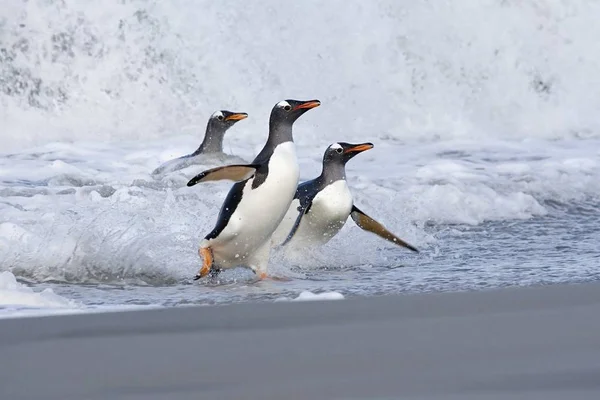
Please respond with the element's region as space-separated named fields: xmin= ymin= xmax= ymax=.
xmin=186 ymin=99 xmax=321 ymax=280
xmin=271 ymin=142 xmax=419 ymax=252
xmin=151 ymin=110 xmax=248 ymax=176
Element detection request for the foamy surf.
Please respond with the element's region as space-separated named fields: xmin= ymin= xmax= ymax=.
xmin=293 ymin=291 xmax=345 ymax=301
xmin=0 ymin=271 xmax=79 ymax=316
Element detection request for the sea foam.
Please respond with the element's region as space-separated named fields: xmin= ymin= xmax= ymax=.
xmin=0 ymin=271 xmax=78 ymax=315
xmin=1 ymin=0 xmax=600 ymax=150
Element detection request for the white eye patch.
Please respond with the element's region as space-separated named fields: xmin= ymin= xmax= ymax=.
xmin=330 ymin=143 xmax=342 ymax=150
xmin=212 ymin=111 xmax=224 ymax=119
xmin=276 ymin=100 xmax=291 ymax=108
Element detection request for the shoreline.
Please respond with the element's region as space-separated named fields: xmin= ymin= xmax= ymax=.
xmin=2 ymin=281 xmax=600 ymax=399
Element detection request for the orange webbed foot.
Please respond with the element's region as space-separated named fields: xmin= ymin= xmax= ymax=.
xmin=194 ymin=247 xmax=213 ymax=280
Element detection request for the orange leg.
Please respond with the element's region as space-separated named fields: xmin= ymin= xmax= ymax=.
xmin=193 ymin=247 xmax=213 ymax=280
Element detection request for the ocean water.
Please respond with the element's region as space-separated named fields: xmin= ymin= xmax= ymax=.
xmin=1 ymin=0 xmax=600 ymax=317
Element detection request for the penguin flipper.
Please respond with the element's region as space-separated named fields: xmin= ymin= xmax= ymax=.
xmin=281 ymin=200 xmax=312 ymax=246
xmin=187 ymin=164 xmax=260 ymax=186
xmin=151 ymin=154 xmax=192 ymax=176
xmin=350 ymin=205 xmax=419 ymax=253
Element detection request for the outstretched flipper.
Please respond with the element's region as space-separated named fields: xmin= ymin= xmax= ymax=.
xmin=187 ymin=164 xmax=259 ymax=187
xmin=281 ymin=199 xmax=313 ymax=246
xmin=350 ymin=205 xmax=419 ymax=252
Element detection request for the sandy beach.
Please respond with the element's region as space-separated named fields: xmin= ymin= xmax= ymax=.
xmin=2 ymin=282 xmax=600 ymax=399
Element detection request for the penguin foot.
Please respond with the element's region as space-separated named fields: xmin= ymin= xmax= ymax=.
xmin=208 ymin=268 xmax=222 ymax=278
xmin=257 ymin=272 xmax=291 ymax=282
xmin=194 ymin=247 xmax=214 ymax=280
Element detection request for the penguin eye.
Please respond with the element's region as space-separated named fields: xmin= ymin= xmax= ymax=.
xmin=336 ymin=147 xmax=343 ymax=154
xmin=283 ymin=105 xmax=292 ymax=112
xmin=217 ymin=115 xmax=224 ymax=121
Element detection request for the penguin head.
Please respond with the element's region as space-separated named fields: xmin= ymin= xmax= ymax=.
xmin=270 ymin=99 xmax=321 ymax=125
xmin=324 ymin=142 xmax=374 ymax=165
xmin=198 ymin=110 xmax=247 ymax=153
xmin=208 ymin=110 xmax=248 ymax=131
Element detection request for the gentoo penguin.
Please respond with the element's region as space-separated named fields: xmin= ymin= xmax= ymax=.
xmin=186 ymin=99 xmax=321 ymax=280
xmin=271 ymin=142 xmax=418 ymax=252
xmin=151 ymin=110 xmax=248 ymax=176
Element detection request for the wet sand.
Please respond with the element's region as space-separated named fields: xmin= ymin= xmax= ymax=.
xmin=2 ymin=282 xmax=600 ymax=399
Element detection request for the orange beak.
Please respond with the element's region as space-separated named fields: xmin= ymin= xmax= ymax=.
xmin=344 ymin=143 xmax=374 ymax=154
xmin=225 ymin=113 xmax=248 ymax=121
xmin=293 ymin=100 xmax=321 ymax=111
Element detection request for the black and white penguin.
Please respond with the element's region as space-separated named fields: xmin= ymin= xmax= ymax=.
xmin=151 ymin=110 xmax=248 ymax=176
xmin=271 ymin=142 xmax=418 ymax=252
xmin=186 ymin=99 xmax=321 ymax=280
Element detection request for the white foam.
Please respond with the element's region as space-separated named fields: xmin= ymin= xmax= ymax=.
xmin=293 ymin=291 xmax=345 ymax=301
xmin=0 ymin=271 xmax=78 ymax=312
xmin=1 ymin=1 xmax=600 ymax=150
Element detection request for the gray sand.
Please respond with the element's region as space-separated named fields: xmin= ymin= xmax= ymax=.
xmin=2 ymin=282 xmax=600 ymax=399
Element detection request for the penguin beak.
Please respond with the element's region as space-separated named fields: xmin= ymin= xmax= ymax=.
xmin=225 ymin=113 xmax=248 ymax=121
xmin=344 ymin=143 xmax=374 ymax=154
xmin=293 ymin=100 xmax=321 ymax=111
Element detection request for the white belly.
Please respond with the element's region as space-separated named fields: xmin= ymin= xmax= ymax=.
xmin=273 ymin=180 xmax=353 ymax=248
xmin=209 ymin=142 xmax=299 ymax=267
